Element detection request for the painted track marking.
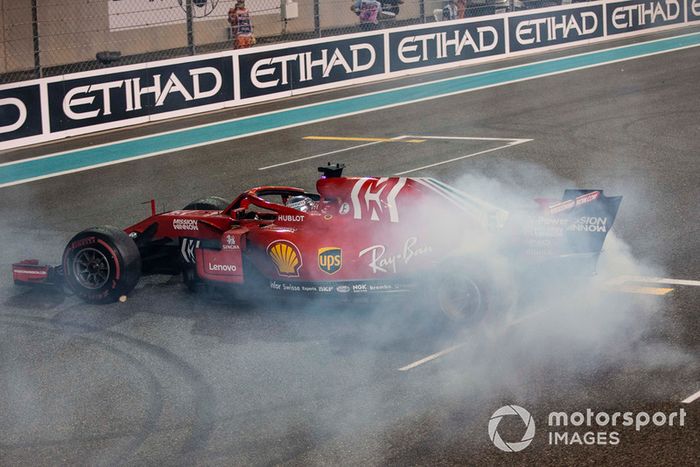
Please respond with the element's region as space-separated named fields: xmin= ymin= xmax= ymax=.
xmin=608 ymin=276 xmax=700 ymax=287
xmin=398 ymin=344 xmax=466 ymax=372
xmin=398 ymin=309 xmax=546 ymax=371
xmin=258 ymin=140 xmax=384 ymax=170
xmin=395 ymin=139 xmax=531 ymax=175
xmin=681 ymin=389 xmax=700 ymax=404
xmin=303 ymin=136 xmax=425 ymax=143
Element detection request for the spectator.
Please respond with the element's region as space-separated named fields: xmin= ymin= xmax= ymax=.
xmin=442 ymin=0 xmax=458 ymax=20
xmin=382 ymin=0 xmax=404 ymax=18
xmin=228 ymin=0 xmax=256 ymax=49
xmin=456 ymin=0 xmax=467 ymax=18
xmin=351 ymin=0 xmax=381 ymax=30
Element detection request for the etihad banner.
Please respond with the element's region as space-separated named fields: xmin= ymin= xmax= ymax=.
xmin=0 ymin=84 xmax=43 ymax=142
xmin=238 ymin=35 xmax=385 ymax=100
xmin=606 ymin=0 xmax=685 ymax=34
xmin=508 ymin=4 xmax=604 ymax=52
xmin=47 ymin=55 xmax=234 ymax=132
xmin=387 ymin=18 xmax=505 ymax=72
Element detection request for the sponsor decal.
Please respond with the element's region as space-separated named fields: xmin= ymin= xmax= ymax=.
xmin=277 ymin=214 xmax=305 ymax=222
xmin=528 ymin=216 xmax=567 ymax=238
xmin=339 ymin=203 xmax=351 ymax=215
xmin=239 ymin=35 xmax=385 ymax=99
xmin=318 ymin=247 xmax=342 ymax=274
xmin=358 ymin=236 xmax=432 ymax=274
xmin=352 ymin=283 xmax=368 ymax=293
xmin=173 ymin=218 xmax=199 ymax=231
xmin=607 ymin=0 xmax=684 ymax=35
xmin=223 ymin=234 xmax=240 ymax=250
xmin=509 ymin=5 xmax=604 ymax=52
xmin=388 ymin=18 xmax=504 ymax=71
xmin=350 ymin=177 xmax=407 ymax=223
xmin=336 ymin=285 xmax=351 ymax=293
xmin=548 ymin=191 xmax=599 ymax=215
xmin=180 ymin=238 xmax=200 ymax=263
xmin=568 ymin=216 xmax=608 ymax=233
xmin=270 ymin=280 xmax=334 ymax=293
xmin=48 ymin=56 xmax=234 ymax=132
xmin=0 ymin=85 xmax=43 ymax=143
xmin=207 ymin=262 xmax=237 ymax=273
xmin=267 ymin=240 xmax=303 ymax=277
xmin=690 ymin=0 xmax=700 ymax=20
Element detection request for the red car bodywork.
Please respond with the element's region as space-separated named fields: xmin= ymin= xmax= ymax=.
xmin=12 ymin=168 xmax=621 ymax=301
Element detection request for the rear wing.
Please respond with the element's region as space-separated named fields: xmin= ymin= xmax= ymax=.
xmin=551 ymin=189 xmax=623 ymax=255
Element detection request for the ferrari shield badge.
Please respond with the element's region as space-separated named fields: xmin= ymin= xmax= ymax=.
xmin=268 ymin=240 xmax=303 ymax=277
xmin=318 ymin=247 xmax=342 ymax=274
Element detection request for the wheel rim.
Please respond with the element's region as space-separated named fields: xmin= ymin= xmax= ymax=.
xmin=437 ymin=275 xmax=483 ymax=322
xmin=73 ymin=248 xmax=110 ymax=289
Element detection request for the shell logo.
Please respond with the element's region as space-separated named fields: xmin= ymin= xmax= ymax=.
xmin=267 ymin=240 xmax=303 ymax=277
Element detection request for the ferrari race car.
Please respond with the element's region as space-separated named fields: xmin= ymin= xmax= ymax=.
xmin=13 ymin=164 xmax=621 ymax=322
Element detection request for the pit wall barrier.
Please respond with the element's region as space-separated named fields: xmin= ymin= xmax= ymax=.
xmin=1 ymin=0 xmax=698 ymax=150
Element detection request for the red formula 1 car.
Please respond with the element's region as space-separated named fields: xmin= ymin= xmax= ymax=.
xmin=13 ymin=164 xmax=621 ymax=322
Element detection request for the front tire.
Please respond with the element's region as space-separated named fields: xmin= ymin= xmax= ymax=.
xmin=62 ymin=226 xmax=141 ymax=304
xmin=183 ymin=196 xmax=228 ymax=211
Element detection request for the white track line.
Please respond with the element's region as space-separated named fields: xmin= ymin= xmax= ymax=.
xmin=681 ymin=389 xmax=700 ymax=404
xmin=398 ymin=309 xmax=546 ymax=371
xmin=404 ymin=135 xmax=530 ymax=142
xmin=608 ymin=276 xmax=700 ymax=287
xmin=395 ymin=139 xmax=531 ymax=175
xmin=398 ymin=343 xmax=466 ymax=372
xmin=258 ymin=135 xmax=407 ymax=170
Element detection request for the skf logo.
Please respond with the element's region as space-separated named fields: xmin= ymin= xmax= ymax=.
xmin=318 ymin=247 xmax=342 ymax=275
xmin=267 ymin=240 xmax=303 ymax=277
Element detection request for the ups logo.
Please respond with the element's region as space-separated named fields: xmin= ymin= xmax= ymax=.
xmin=318 ymin=247 xmax=342 ymax=274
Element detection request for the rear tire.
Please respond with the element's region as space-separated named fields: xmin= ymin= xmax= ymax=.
xmin=428 ymin=258 xmax=513 ymax=326
xmin=62 ymin=226 xmax=141 ymax=304
xmin=183 ymin=196 xmax=228 ymax=211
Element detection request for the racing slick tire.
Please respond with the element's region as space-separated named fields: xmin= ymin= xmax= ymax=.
xmin=429 ymin=259 xmax=507 ymax=326
xmin=183 ymin=196 xmax=229 ymax=211
xmin=62 ymin=226 xmax=142 ymax=304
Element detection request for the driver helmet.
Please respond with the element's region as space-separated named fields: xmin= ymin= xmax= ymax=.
xmin=287 ymin=195 xmax=315 ymax=212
